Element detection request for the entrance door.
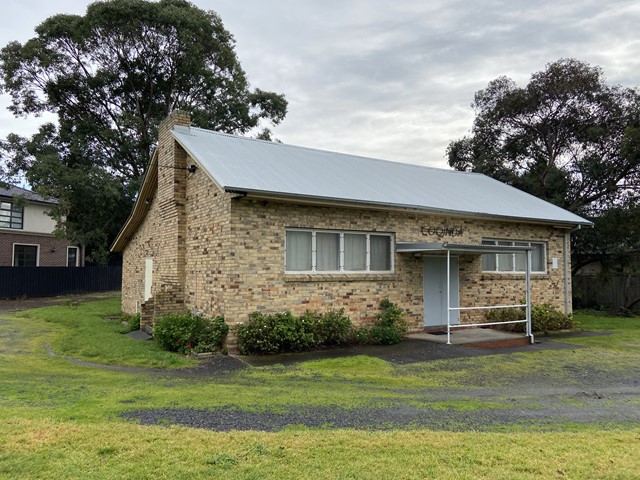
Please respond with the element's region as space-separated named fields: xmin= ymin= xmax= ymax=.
xmin=424 ymin=256 xmax=460 ymax=327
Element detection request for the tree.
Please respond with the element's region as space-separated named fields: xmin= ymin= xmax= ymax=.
xmin=0 ymin=0 xmax=287 ymax=262
xmin=447 ymin=59 xmax=640 ymax=274
xmin=447 ymin=58 xmax=640 ymax=216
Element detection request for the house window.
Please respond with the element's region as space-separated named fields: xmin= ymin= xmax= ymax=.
xmin=67 ymin=246 xmax=80 ymax=267
xmin=285 ymin=229 xmax=393 ymax=273
xmin=0 ymin=201 xmax=23 ymax=229
xmin=481 ymin=239 xmax=546 ymax=273
xmin=13 ymin=244 xmax=39 ymax=267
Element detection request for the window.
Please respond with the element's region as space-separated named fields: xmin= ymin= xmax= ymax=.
xmin=67 ymin=246 xmax=80 ymax=267
xmin=13 ymin=244 xmax=38 ymax=267
xmin=0 ymin=201 xmax=23 ymax=229
xmin=285 ymin=229 xmax=393 ymax=273
xmin=481 ymin=239 xmax=546 ymax=273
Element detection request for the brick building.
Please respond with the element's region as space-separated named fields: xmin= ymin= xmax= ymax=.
xmin=0 ymin=186 xmax=83 ymax=267
xmin=111 ymin=112 xmax=591 ymax=346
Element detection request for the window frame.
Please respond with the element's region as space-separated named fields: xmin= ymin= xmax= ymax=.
xmin=67 ymin=246 xmax=80 ymax=267
xmin=12 ymin=243 xmax=40 ymax=267
xmin=0 ymin=200 xmax=24 ymax=230
xmin=285 ymin=228 xmax=394 ymax=274
xmin=481 ymin=239 xmax=547 ymax=274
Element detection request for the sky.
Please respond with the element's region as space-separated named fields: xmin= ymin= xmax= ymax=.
xmin=0 ymin=0 xmax=639 ymax=170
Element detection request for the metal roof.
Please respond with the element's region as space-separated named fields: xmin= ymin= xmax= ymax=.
xmin=171 ymin=126 xmax=591 ymax=227
xmin=0 ymin=185 xmax=58 ymax=204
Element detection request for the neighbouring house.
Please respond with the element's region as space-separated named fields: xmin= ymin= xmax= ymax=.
xmin=111 ymin=112 xmax=591 ymax=348
xmin=0 ymin=185 xmax=83 ymax=267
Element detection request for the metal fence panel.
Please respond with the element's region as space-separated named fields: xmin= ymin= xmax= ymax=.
xmin=0 ymin=266 xmax=122 ymax=299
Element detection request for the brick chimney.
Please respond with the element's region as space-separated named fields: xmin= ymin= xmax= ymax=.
xmin=154 ymin=110 xmax=191 ymax=316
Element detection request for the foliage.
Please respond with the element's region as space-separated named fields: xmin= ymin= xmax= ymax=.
xmin=370 ymin=299 xmax=408 ymax=345
xmin=237 ymin=310 xmax=352 ymax=355
xmin=447 ymin=58 xmax=640 ymax=272
xmin=119 ymin=312 xmax=141 ymax=333
xmin=448 ymin=58 xmax=640 ymax=215
xmin=571 ymin=205 xmax=640 ymax=277
xmin=487 ymin=303 xmax=577 ymax=334
xmin=306 ymin=309 xmax=353 ymax=346
xmin=0 ymin=0 xmax=287 ymax=262
xmin=238 ymin=302 xmax=409 ymax=354
xmin=154 ymin=312 xmax=228 ymax=354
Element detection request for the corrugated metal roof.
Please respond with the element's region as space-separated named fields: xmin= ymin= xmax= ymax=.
xmin=171 ymin=126 xmax=591 ymax=226
xmin=0 ymin=185 xmax=58 ymax=204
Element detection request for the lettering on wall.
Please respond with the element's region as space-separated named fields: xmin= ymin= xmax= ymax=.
xmin=421 ymin=225 xmax=464 ymax=237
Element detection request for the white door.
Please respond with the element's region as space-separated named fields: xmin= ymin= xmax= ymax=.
xmin=423 ymin=256 xmax=460 ymax=327
xmin=144 ymin=257 xmax=153 ymax=301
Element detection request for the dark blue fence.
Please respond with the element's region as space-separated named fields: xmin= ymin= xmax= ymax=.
xmin=0 ymin=266 xmax=122 ymax=299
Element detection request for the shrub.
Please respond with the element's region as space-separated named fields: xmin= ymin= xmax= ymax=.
xmin=370 ymin=299 xmax=408 ymax=345
xmin=237 ymin=301 xmax=409 ymax=354
xmin=531 ymin=303 xmax=577 ymax=334
xmin=486 ymin=303 xmax=577 ymax=334
xmin=238 ymin=309 xmax=355 ymax=355
xmin=154 ymin=313 xmax=228 ymax=354
xmin=119 ymin=312 xmax=140 ymax=333
xmin=370 ymin=324 xmax=402 ymax=345
xmin=312 ymin=308 xmax=352 ymax=345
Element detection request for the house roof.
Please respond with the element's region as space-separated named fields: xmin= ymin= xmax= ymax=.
xmin=0 ymin=185 xmax=58 ymax=205
xmin=171 ymin=126 xmax=591 ymax=227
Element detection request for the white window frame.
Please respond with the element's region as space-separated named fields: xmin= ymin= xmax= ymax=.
xmin=12 ymin=243 xmax=40 ymax=267
xmin=481 ymin=239 xmax=547 ymax=274
xmin=67 ymin=246 xmax=80 ymax=267
xmin=285 ymin=228 xmax=394 ymax=274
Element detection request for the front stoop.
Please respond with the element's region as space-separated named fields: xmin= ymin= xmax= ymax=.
xmin=462 ymin=337 xmax=531 ymax=348
xmin=409 ymin=327 xmax=532 ymax=347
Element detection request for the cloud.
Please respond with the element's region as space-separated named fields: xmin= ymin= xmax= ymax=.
xmin=1 ymin=0 xmax=639 ymax=170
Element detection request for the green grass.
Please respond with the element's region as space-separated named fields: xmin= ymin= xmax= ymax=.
xmin=1 ymin=298 xmax=640 ymax=479
xmin=7 ymin=297 xmax=194 ymax=368
xmin=561 ymin=311 xmax=640 ymax=351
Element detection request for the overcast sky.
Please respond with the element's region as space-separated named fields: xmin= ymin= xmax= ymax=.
xmin=1 ymin=0 xmax=639 ymax=169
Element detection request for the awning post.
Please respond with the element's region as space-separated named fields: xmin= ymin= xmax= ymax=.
xmin=526 ymin=250 xmax=534 ymax=344
xmin=447 ymin=249 xmax=451 ymax=345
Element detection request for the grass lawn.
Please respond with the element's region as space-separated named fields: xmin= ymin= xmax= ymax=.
xmin=1 ymin=297 xmax=639 ymax=479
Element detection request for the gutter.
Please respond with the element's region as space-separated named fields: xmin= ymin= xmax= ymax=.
xmin=224 ymin=187 xmax=594 ymax=229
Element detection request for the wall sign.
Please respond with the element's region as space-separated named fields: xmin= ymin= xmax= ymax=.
xmin=421 ymin=225 xmax=464 ymax=237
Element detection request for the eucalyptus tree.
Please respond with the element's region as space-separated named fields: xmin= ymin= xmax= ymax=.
xmin=0 ymin=0 xmax=287 ymax=261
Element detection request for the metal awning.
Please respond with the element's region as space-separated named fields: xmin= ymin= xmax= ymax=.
xmin=397 ymin=241 xmax=535 ymax=346
xmin=396 ymin=242 xmax=533 ymax=254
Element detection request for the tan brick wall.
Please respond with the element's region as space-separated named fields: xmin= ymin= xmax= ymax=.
xmin=121 ymin=111 xmax=192 ymax=323
xmin=183 ymin=167 xmax=233 ymax=320
xmin=218 ymin=199 xmax=569 ymax=333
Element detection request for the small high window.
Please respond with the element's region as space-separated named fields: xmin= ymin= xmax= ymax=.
xmin=285 ymin=229 xmax=393 ymax=273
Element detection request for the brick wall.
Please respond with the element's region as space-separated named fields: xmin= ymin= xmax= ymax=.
xmin=0 ymin=231 xmax=76 ymax=266
xmin=213 ymin=199 xmax=569 ymax=335
xmin=121 ymin=110 xmax=191 ymax=326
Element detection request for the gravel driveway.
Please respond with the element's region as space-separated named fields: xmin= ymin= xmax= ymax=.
xmin=121 ymin=334 xmax=640 ymax=432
